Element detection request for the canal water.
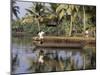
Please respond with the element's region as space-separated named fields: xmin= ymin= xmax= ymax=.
xmin=11 ymin=36 xmax=96 ymax=74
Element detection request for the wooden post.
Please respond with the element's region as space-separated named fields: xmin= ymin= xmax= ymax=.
xmin=83 ymin=54 xmax=85 ymax=69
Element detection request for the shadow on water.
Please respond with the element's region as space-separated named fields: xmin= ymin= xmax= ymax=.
xmin=11 ymin=37 xmax=96 ymax=74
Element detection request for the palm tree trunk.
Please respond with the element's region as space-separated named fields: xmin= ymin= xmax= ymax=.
xmin=37 ymin=20 xmax=41 ymax=31
xmin=83 ymin=6 xmax=86 ymax=33
xmin=69 ymin=15 xmax=73 ymax=36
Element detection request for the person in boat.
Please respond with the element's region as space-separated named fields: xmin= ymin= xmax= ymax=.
xmin=38 ymin=31 xmax=45 ymax=44
xmin=85 ymin=30 xmax=89 ymax=37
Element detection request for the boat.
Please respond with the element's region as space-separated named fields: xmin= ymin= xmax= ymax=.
xmin=32 ymin=36 xmax=96 ymax=48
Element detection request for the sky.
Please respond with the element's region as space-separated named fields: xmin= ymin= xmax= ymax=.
xmin=13 ymin=1 xmax=32 ymax=19
xmin=14 ymin=1 xmax=51 ymax=19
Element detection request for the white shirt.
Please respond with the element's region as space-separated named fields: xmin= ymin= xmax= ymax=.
xmin=85 ymin=30 xmax=89 ymax=34
xmin=38 ymin=31 xmax=45 ymax=39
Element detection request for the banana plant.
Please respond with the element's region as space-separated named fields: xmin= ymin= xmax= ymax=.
xmin=56 ymin=4 xmax=80 ymax=36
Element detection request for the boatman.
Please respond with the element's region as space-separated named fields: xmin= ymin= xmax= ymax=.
xmin=38 ymin=31 xmax=45 ymax=44
xmin=85 ymin=30 xmax=89 ymax=37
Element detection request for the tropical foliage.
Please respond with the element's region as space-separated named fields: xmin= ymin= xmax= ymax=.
xmin=11 ymin=0 xmax=20 ymax=19
xmin=12 ymin=2 xmax=96 ymax=37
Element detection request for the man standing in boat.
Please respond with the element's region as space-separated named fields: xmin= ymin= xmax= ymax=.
xmin=38 ymin=31 xmax=45 ymax=44
xmin=85 ymin=30 xmax=89 ymax=37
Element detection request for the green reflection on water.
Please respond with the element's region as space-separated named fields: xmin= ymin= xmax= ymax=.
xmin=12 ymin=36 xmax=96 ymax=74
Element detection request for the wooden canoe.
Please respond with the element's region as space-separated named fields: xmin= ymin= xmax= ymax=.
xmin=33 ymin=36 xmax=96 ymax=48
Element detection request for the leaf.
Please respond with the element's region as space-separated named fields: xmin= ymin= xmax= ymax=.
xmin=25 ymin=9 xmax=34 ymax=14
xmin=67 ymin=8 xmax=71 ymax=15
xmin=56 ymin=4 xmax=68 ymax=13
xmin=75 ymin=6 xmax=80 ymax=12
xmin=56 ymin=5 xmax=63 ymax=13
xmin=25 ymin=9 xmax=39 ymax=16
xmin=71 ymin=5 xmax=74 ymax=10
xmin=13 ymin=6 xmax=20 ymax=9
xmin=59 ymin=9 xmax=65 ymax=20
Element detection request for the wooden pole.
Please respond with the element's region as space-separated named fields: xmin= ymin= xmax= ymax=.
xmin=83 ymin=54 xmax=85 ymax=69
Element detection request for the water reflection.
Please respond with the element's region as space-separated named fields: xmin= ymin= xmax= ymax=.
xmin=11 ymin=37 xmax=96 ymax=74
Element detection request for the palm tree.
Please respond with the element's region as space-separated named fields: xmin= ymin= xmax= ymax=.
xmin=56 ymin=4 xmax=80 ymax=36
xmin=45 ymin=3 xmax=60 ymax=25
xmin=26 ymin=3 xmax=45 ymax=31
xmin=83 ymin=6 xmax=86 ymax=33
xmin=11 ymin=0 xmax=20 ymax=19
xmin=42 ymin=3 xmax=69 ymax=36
xmin=82 ymin=6 xmax=96 ymax=35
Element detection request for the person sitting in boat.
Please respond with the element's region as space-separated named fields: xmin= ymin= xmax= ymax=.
xmin=85 ymin=30 xmax=89 ymax=37
xmin=38 ymin=31 xmax=45 ymax=44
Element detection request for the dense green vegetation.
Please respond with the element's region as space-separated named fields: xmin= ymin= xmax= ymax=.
xmin=12 ymin=2 xmax=96 ymax=37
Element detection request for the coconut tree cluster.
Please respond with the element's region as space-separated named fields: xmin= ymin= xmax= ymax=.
xmin=12 ymin=2 xmax=96 ymax=37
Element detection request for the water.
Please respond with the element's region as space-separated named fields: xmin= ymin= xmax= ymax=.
xmin=11 ymin=36 xmax=96 ymax=74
